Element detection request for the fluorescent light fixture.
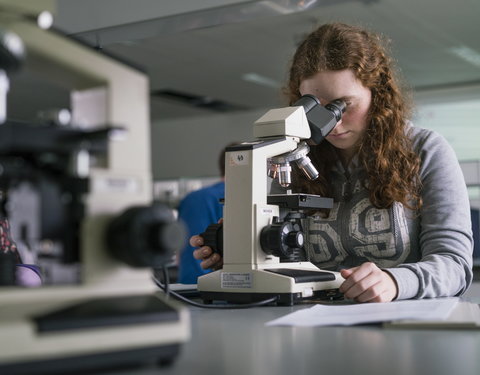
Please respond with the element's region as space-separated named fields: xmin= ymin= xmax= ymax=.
xmin=448 ymin=45 xmax=480 ymax=68
xmin=242 ymin=72 xmax=282 ymax=88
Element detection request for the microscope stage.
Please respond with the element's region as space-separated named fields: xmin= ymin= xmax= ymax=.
xmin=267 ymin=193 xmax=333 ymax=210
xmin=33 ymin=294 xmax=179 ymax=332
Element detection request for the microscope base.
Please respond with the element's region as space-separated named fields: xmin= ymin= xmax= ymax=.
xmin=0 ymin=292 xmax=190 ymax=375
xmin=198 ymin=263 xmax=344 ymax=306
xmin=0 ymin=343 xmax=181 ymax=375
xmin=201 ymin=288 xmax=343 ymax=306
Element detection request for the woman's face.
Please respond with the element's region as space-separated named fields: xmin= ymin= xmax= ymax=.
xmin=299 ymin=69 xmax=372 ymax=160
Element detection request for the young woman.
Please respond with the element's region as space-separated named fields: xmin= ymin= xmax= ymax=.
xmin=190 ymin=23 xmax=473 ymax=302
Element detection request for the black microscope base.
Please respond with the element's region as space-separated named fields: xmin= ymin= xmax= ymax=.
xmin=0 ymin=344 xmax=181 ymax=375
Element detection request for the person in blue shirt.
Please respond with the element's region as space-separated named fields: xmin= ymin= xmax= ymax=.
xmin=177 ymin=146 xmax=229 ymax=284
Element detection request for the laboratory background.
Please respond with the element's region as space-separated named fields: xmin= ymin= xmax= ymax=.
xmin=1 ymin=0 xmax=480 ymax=374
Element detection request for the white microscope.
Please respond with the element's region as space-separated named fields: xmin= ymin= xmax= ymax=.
xmin=0 ymin=3 xmax=189 ymax=374
xmin=198 ymin=95 xmax=346 ymax=305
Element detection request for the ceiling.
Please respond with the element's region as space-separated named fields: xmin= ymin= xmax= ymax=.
xmin=6 ymin=0 xmax=480 ymax=123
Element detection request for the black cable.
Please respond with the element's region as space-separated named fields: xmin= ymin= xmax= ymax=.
xmin=153 ymin=268 xmax=279 ymax=309
xmin=162 ymin=266 xmax=169 ymax=295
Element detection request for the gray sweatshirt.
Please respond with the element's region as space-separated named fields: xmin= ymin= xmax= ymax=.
xmin=302 ymin=125 xmax=473 ymax=300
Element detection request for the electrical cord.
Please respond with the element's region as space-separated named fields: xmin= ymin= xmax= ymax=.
xmin=152 ymin=266 xmax=279 ymax=309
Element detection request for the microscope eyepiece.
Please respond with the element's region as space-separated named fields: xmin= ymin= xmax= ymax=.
xmin=325 ymin=99 xmax=346 ymax=122
xmin=293 ymin=94 xmax=346 ymax=122
xmin=294 ymin=95 xmax=346 ymax=145
xmin=266 ymin=96 xmax=346 ymax=187
xmin=292 ymin=94 xmax=320 ymax=113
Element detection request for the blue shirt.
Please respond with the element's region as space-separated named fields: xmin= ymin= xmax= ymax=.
xmin=177 ymin=181 xmax=224 ymax=284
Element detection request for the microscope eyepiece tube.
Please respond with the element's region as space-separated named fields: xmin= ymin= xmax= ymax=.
xmin=292 ymin=94 xmax=320 ymax=113
xmin=325 ymin=99 xmax=346 ymax=121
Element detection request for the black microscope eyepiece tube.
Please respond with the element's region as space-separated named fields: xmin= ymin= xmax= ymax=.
xmin=293 ymin=94 xmax=346 ymax=145
xmin=292 ymin=94 xmax=320 ymax=113
xmin=325 ymin=99 xmax=346 ymax=121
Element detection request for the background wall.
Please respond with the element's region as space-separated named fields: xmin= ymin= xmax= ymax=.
xmin=151 ymin=108 xmax=266 ymax=179
xmin=152 ymin=84 xmax=480 ymax=181
xmin=413 ymin=84 xmax=480 ymax=208
xmin=413 ymin=84 xmax=480 ymax=161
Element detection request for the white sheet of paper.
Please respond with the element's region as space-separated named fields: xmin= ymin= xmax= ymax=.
xmin=266 ymin=298 xmax=459 ymax=327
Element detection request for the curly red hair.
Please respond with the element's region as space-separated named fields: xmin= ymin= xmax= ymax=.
xmin=286 ymin=23 xmax=422 ymax=210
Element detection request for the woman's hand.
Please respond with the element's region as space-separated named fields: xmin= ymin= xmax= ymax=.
xmin=339 ymin=262 xmax=398 ymax=303
xmin=191 ymin=235 xmax=223 ymax=270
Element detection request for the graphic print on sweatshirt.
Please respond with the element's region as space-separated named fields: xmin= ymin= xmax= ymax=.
xmin=305 ymin=192 xmax=411 ymax=269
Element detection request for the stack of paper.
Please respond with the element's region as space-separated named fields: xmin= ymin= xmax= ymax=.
xmin=266 ymin=298 xmax=480 ymax=328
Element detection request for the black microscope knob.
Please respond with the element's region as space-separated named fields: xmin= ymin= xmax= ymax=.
xmin=106 ymin=203 xmax=186 ymax=268
xmin=199 ymin=223 xmax=223 ymax=256
xmin=260 ymin=221 xmax=304 ymax=258
xmin=285 ymin=230 xmax=304 ymax=249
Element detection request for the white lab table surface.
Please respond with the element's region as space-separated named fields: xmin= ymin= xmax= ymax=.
xmin=101 ymin=282 xmax=480 ymax=375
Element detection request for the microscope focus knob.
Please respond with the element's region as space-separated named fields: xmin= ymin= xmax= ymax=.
xmin=106 ymin=203 xmax=186 ymax=268
xmin=148 ymin=221 xmax=185 ymax=252
xmin=285 ymin=231 xmax=304 ymax=248
xmin=260 ymin=221 xmax=304 ymax=258
xmin=199 ymin=223 xmax=223 ymax=256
